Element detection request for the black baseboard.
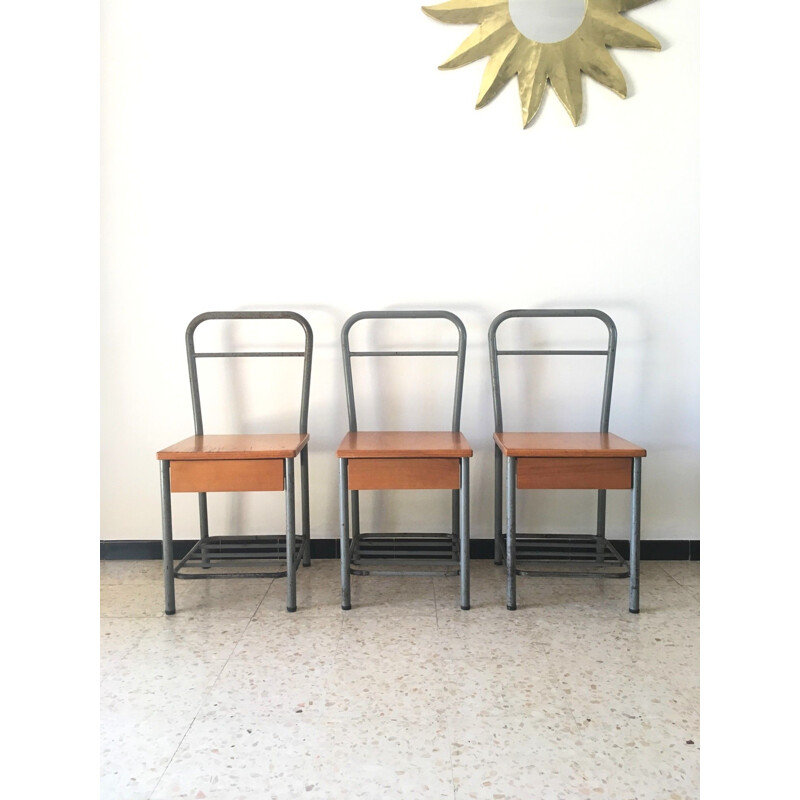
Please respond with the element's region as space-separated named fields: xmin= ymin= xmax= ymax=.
xmin=100 ymin=538 xmax=699 ymax=561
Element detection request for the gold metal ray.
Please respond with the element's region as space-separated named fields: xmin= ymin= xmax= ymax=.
xmin=545 ymin=43 xmax=584 ymax=126
xmin=584 ymin=0 xmax=661 ymax=51
xmin=575 ymin=36 xmax=627 ymax=97
xmin=422 ymin=0 xmax=662 ymax=127
xmin=440 ymin=16 xmax=518 ymax=70
xmin=422 ymin=0 xmax=509 ymax=26
xmin=476 ymin=34 xmax=525 ymax=108
xmin=619 ymin=0 xmax=658 ymax=11
xmin=517 ymin=43 xmax=547 ymax=127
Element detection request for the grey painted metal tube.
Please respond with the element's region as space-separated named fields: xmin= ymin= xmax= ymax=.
xmin=185 ymin=310 xmax=313 ymax=435
xmin=160 ymin=460 xmax=176 ymax=615
xmin=494 ymin=444 xmax=503 ymax=564
xmin=340 ymin=310 xmax=467 ymax=433
xmin=198 ymin=492 xmax=210 ymax=568
xmin=629 ymin=457 xmax=642 ymax=613
xmin=339 ymin=458 xmax=351 ymax=610
xmin=506 ymin=456 xmax=517 ymax=610
xmin=487 ymin=308 xmax=616 ymax=434
xmin=595 ymin=489 xmax=607 ymax=563
xmin=460 ymin=457 xmax=470 ymax=611
xmin=300 ymin=446 xmax=311 ymax=567
xmin=285 ymin=458 xmax=296 ymax=612
xmin=351 ymin=490 xmax=361 ymax=562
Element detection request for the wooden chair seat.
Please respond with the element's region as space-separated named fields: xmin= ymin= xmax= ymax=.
xmin=158 ymin=435 xmax=310 ymax=493
xmin=337 ymin=431 xmax=472 ymax=458
xmin=158 ymin=434 xmax=310 ymax=460
xmin=494 ymin=432 xmax=646 ymax=490
xmin=337 ymin=431 xmax=472 ymax=491
xmin=493 ymin=432 xmax=646 ymax=458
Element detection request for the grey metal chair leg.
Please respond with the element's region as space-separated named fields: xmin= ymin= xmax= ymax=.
xmin=451 ymin=489 xmax=460 ymax=557
xmin=460 ymin=457 xmax=470 ymax=611
xmin=351 ymin=489 xmax=361 ymax=564
xmin=285 ymin=458 xmax=297 ymax=612
xmin=629 ymin=457 xmax=642 ymax=613
xmin=494 ymin=444 xmax=503 ymax=564
xmin=339 ymin=458 xmax=351 ymax=610
xmin=160 ymin=460 xmax=176 ymax=615
xmin=595 ymin=489 xmax=607 ymax=564
xmin=506 ymin=456 xmax=517 ymax=611
xmin=300 ymin=446 xmax=311 ymax=567
xmin=198 ymin=492 xmax=211 ymax=568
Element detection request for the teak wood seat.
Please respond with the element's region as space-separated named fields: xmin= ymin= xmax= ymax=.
xmin=156 ymin=311 xmax=312 ymax=614
xmin=336 ymin=311 xmax=473 ymax=611
xmin=489 ymin=310 xmax=646 ymax=613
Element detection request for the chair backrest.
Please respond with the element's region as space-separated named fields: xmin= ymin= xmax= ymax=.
xmin=341 ymin=310 xmax=467 ymax=433
xmin=185 ymin=311 xmax=313 ymax=435
xmin=488 ymin=309 xmax=617 ymax=434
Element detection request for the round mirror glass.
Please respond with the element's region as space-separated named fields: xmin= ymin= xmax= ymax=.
xmin=508 ymin=0 xmax=587 ymax=43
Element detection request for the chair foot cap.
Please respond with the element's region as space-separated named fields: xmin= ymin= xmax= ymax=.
xmin=342 ymin=604 xmax=351 ymax=611
xmin=506 ymin=604 xmax=516 ymax=611
xmin=287 ymin=606 xmax=297 ymax=613
xmin=460 ymin=604 xmax=470 ymax=611
xmin=629 ymin=608 xmax=640 ymax=614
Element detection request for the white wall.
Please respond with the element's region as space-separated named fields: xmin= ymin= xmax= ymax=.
xmin=101 ymin=0 xmax=699 ymax=543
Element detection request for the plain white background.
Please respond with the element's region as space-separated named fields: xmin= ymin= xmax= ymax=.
xmin=3 ymin=0 xmax=798 ymax=796
xmin=101 ymin=0 xmax=699 ymax=546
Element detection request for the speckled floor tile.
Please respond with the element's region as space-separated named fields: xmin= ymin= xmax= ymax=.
xmin=200 ymin=655 xmax=337 ymax=719
xmin=443 ymin=656 xmax=569 ymax=718
xmin=100 ymin=580 xmax=182 ymax=618
xmin=435 ymin=605 xmax=553 ymax=660
xmin=177 ymin=578 xmax=272 ymax=618
xmin=659 ymin=561 xmax=700 ymax=589
xmin=100 ymin=558 xmax=165 ymax=584
xmin=449 ymin=708 xmax=587 ymax=800
xmin=100 ymin=656 xmax=226 ymax=800
xmin=254 ymin=561 xmax=344 ymax=617
xmin=230 ymin=614 xmax=344 ymax=661
xmin=101 ymin=712 xmax=191 ymax=800
xmin=101 ymin=558 xmax=699 ymax=799
xmin=151 ymin=710 xmax=454 ymax=800
xmin=433 ymin=567 xmax=508 ymax=610
xmin=127 ymin=617 xmax=251 ymax=661
xmin=345 ymin=574 xmax=438 ymax=613
xmin=568 ymin=712 xmax=700 ymax=799
xmin=100 ymin=617 xmax=152 ymax=660
xmin=341 ymin=612 xmax=441 ymax=655
xmin=323 ymin=649 xmax=452 ymax=717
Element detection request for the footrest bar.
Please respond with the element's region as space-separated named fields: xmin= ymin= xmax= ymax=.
xmin=175 ymin=535 xmax=303 ymax=579
xmin=504 ymin=533 xmax=629 ymax=578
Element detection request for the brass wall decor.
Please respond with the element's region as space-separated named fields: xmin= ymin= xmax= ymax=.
xmin=422 ymin=0 xmax=661 ymax=127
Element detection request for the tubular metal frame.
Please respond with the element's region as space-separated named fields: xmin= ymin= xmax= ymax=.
xmin=489 ymin=309 xmax=642 ymax=613
xmin=160 ymin=311 xmax=313 ymax=614
xmin=338 ymin=310 xmax=471 ymax=610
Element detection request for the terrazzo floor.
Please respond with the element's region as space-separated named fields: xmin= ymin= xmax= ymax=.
xmin=100 ymin=558 xmax=699 ymax=800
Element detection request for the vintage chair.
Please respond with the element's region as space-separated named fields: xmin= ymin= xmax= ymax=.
xmin=337 ymin=310 xmax=473 ymax=610
xmin=156 ymin=311 xmax=312 ymax=614
xmin=488 ymin=309 xmax=646 ymax=613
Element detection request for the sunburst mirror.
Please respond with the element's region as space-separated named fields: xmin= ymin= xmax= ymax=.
xmin=422 ymin=0 xmax=661 ymax=127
